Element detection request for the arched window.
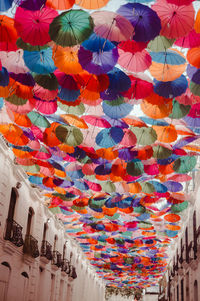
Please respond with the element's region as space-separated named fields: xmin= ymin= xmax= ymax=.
xmin=5 ymin=188 xmax=18 ymax=240
xmin=194 ymin=280 xmax=198 ymax=301
xmin=193 ymin=211 xmax=197 ymax=258
xmin=0 ymin=262 xmax=11 ymax=301
xmin=53 ymin=235 xmax=58 ymax=251
xmin=26 ymin=207 xmax=34 ymax=236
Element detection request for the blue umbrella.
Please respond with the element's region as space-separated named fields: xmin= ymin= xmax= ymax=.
xmin=117 ymin=3 xmax=161 ymax=42
xmin=0 ymin=67 xmax=9 ymax=87
xmin=149 ymin=181 xmax=168 ymax=193
xmin=95 ymin=163 xmax=112 ymax=175
xmin=96 ymin=127 xmax=124 ymax=148
xmin=0 ymin=0 xmax=13 ymax=11
xmin=58 ymin=86 xmax=80 ymax=101
xmin=107 ymin=67 xmax=131 ymax=92
xmin=23 ymin=48 xmax=56 ymax=74
xmin=150 ymin=50 xmax=186 ymax=65
xmin=154 ymin=75 xmax=188 ymax=98
xmin=102 ymin=99 xmax=133 ymax=119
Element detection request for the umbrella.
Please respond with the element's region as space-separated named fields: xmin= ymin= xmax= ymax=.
xmin=187 ymin=47 xmax=200 ymax=69
xmin=96 ymin=127 xmax=124 ymax=148
xmin=175 ymin=29 xmax=200 ymax=48
xmin=169 ymin=99 xmax=190 ymax=119
xmin=27 ymin=111 xmax=50 ymax=128
xmin=117 ymin=40 xmax=151 ymax=73
xmin=102 ymin=98 xmax=133 ymax=119
xmin=78 ymin=33 xmax=119 ymax=75
xmin=49 ymin=9 xmax=94 ymax=47
xmin=46 ymin=0 xmax=75 ymax=10
xmin=82 ymin=115 xmax=111 ymax=128
xmin=0 ymin=0 xmax=13 ymax=11
xmin=15 ymin=0 xmax=47 ymax=10
xmin=52 ymin=45 xmax=83 ymax=74
xmin=122 ymin=75 xmax=153 ymax=100
xmin=154 ymin=75 xmax=188 ymax=98
xmin=23 ymin=48 xmax=56 ymax=74
xmin=141 ymin=98 xmax=173 ymax=119
xmin=14 ymin=7 xmax=58 ymax=46
xmin=33 ymin=73 xmax=58 ymax=91
xmin=152 ymin=0 xmax=195 ymax=39
xmin=107 ymin=67 xmax=131 ymax=92
xmin=117 ymin=3 xmax=161 ymax=42
xmin=187 ymin=65 xmax=200 ymax=84
xmin=148 ymin=35 xmax=175 ymax=52
xmin=91 ymin=11 xmax=134 ymax=43
xmin=195 ymin=9 xmax=200 ymax=34
xmin=55 ymin=125 xmax=83 ymax=146
xmin=0 ymin=15 xmax=18 ymax=51
xmin=126 ymin=159 xmax=144 ymax=176
xmin=173 ymin=156 xmax=196 ymax=174
xmin=60 ymin=114 xmax=88 ymax=129
xmin=75 ymin=0 xmax=109 ymax=9
xmin=0 ymin=68 xmax=9 ymax=87
xmin=0 ymin=49 xmax=29 ymax=74
xmin=131 ymin=127 xmax=157 ymax=145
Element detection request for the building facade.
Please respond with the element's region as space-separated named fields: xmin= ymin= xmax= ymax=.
xmin=158 ymin=172 xmax=200 ymax=301
xmin=0 ymin=137 xmax=105 ymax=301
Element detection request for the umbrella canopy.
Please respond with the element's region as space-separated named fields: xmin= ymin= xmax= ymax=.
xmin=75 ymin=0 xmax=109 ymax=9
xmin=91 ymin=11 xmax=134 ymax=43
xmin=154 ymin=75 xmax=188 ymax=98
xmin=49 ymin=9 xmax=94 ymax=47
xmin=117 ymin=3 xmax=161 ymax=42
xmin=152 ymin=0 xmax=195 ymax=39
xmin=14 ymin=7 xmax=58 ymax=46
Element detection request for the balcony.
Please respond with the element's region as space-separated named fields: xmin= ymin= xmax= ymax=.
xmin=61 ymin=259 xmax=70 ymax=274
xmin=23 ymin=234 xmax=39 ymax=258
xmin=186 ymin=241 xmax=194 ymax=263
xmin=69 ymin=265 xmax=77 ymax=279
xmin=52 ymin=251 xmax=62 ymax=267
xmin=4 ymin=219 xmax=23 ymax=247
xmin=40 ymin=240 xmax=53 ymax=261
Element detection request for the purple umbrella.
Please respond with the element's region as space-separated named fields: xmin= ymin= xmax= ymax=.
xmin=187 ymin=64 xmax=200 ymax=84
xmin=15 ymin=0 xmax=46 ymax=10
xmin=117 ymin=3 xmax=161 ymax=42
xmin=164 ymin=181 xmax=183 ymax=192
xmin=78 ymin=33 xmax=118 ymax=75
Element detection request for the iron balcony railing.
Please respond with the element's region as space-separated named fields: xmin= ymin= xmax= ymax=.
xmin=52 ymin=251 xmax=62 ymax=267
xmin=4 ymin=218 xmax=23 ymax=247
xmin=40 ymin=240 xmax=53 ymax=260
xmin=23 ymin=234 xmax=39 ymax=258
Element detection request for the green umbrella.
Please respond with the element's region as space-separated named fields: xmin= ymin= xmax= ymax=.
xmin=169 ymin=99 xmax=191 ymax=119
xmin=131 ymin=127 xmax=157 ymax=145
xmin=106 ymin=213 xmax=120 ymax=221
xmin=89 ymin=198 xmax=106 ymax=208
xmin=148 ymin=35 xmax=175 ymax=52
xmin=190 ymin=81 xmax=200 ymax=96
xmin=56 ymin=125 xmax=83 ymax=146
xmin=22 ymin=164 xmax=40 ymax=173
xmin=28 ymin=111 xmax=50 ymax=128
xmin=133 ymin=206 xmax=145 ymax=214
xmin=140 ymin=182 xmax=155 ymax=194
xmin=104 ymin=96 xmax=124 ymax=106
xmin=126 ymin=159 xmax=144 ymax=176
xmin=153 ymin=145 xmax=172 ymax=159
xmin=6 ymin=95 xmax=28 ymax=105
xmin=101 ymin=181 xmax=116 ymax=193
xmin=173 ymin=156 xmax=197 ymax=174
xmin=16 ymin=38 xmax=48 ymax=51
xmin=49 ymin=9 xmax=94 ymax=47
xmin=49 ymin=207 xmax=62 ymax=214
xmin=33 ymin=73 xmax=58 ymax=91
xmin=138 ymin=222 xmax=153 ymax=229
xmin=58 ymin=102 xmax=85 ymax=115
xmin=171 ymin=201 xmax=188 ymax=213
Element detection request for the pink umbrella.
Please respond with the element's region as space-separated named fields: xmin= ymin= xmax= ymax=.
xmin=33 ymin=84 xmax=58 ymax=101
xmin=14 ymin=7 xmax=58 ymax=46
xmin=5 ymin=98 xmax=36 ymax=114
xmin=35 ymin=99 xmax=57 ymax=115
xmin=175 ymin=29 xmax=200 ymax=48
xmin=119 ymin=129 xmax=137 ymax=147
xmin=167 ymin=174 xmax=192 ymax=182
xmin=85 ymin=180 xmax=102 ymax=192
xmin=31 ymin=125 xmax=44 ymax=140
xmin=175 ymin=87 xmax=200 ymax=105
xmin=91 ymin=11 xmax=134 ymax=42
xmin=82 ymin=115 xmax=111 ymax=128
xmin=152 ymin=0 xmax=195 ymax=39
xmin=0 ymin=49 xmax=29 ymax=73
xmin=82 ymin=163 xmax=97 ymax=175
xmin=117 ymin=40 xmax=151 ymax=73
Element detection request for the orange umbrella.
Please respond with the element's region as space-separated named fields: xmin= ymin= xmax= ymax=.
xmin=0 ymin=15 xmax=18 ymax=46
xmin=7 ymin=110 xmax=32 ymax=128
xmin=0 ymin=124 xmax=29 ymax=146
xmin=187 ymin=47 xmax=200 ymax=68
xmin=96 ymin=148 xmax=118 ymax=160
xmin=194 ymin=9 xmax=200 ymax=33
xmin=75 ymin=0 xmax=109 ymax=9
xmin=141 ymin=98 xmax=173 ymax=119
xmin=152 ymin=124 xmax=177 ymax=143
xmin=164 ymin=213 xmax=180 ymax=223
xmin=43 ymin=123 xmax=61 ymax=147
xmin=60 ymin=114 xmax=88 ymax=129
xmin=13 ymin=148 xmax=33 ymax=159
xmin=122 ymin=182 xmax=142 ymax=194
xmin=0 ymin=78 xmax=16 ymax=98
xmin=46 ymin=0 xmax=75 ymax=10
xmin=52 ymin=45 xmax=83 ymax=74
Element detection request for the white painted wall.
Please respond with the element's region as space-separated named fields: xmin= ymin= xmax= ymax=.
xmin=0 ymin=137 xmax=105 ymax=301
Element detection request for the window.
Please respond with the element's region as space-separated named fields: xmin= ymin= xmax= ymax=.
xmin=0 ymin=262 xmax=11 ymax=301
xmin=194 ymin=280 xmax=198 ymax=301
xmin=181 ymin=279 xmax=184 ymax=301
xmin=53 ymin=235 xmax=58 ymax=251
xmin=5 ymin=188 xmax=18 ymax=240
xmin=50 ymin=274 xmax=55 ymax=301
xmin=26 ymin=207 xmax=34 ymax=236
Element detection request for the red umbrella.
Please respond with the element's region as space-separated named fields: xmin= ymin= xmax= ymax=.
xmin=82 ymin=115 xmax=111 ymax=128
xmin=175 ymin=29 xmax=200 ymax=48
xmin=117 ymin=40 xmax=151 ymax=73
xmin=122 ymin=75 xmax=153 ymax=100
xmin=152 ymin=0 xmax=195 ymax=39
xmin=0 ymin=15 xmax=18 ymax=51
xmin=166 ymin=0 xmax=194 ymax=4
xmin=14 ymin=7 xmax=58 ymax=46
